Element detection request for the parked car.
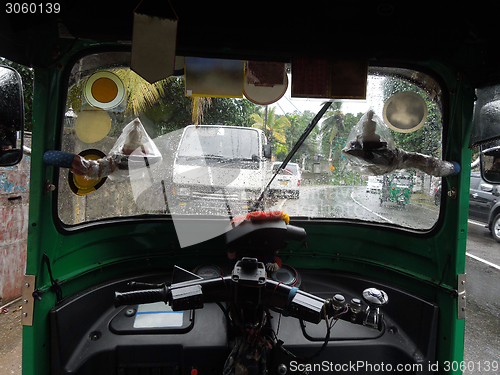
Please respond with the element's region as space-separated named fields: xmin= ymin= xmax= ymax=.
xmin=366 ymin=176 xmax=383 ymax=194
xmin=468 ymin=172 xmax=500 ymax=241
xmin=269 ymin=162 xmax=301 ymax=199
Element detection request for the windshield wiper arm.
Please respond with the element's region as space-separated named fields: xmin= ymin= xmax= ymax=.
xmin=252 ymin=101 xmax=333 ymax=210
xmin=221 ymin=157 xmax=255 ymax=162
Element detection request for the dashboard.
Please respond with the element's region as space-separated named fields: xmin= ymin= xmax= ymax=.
xmin=49 ymin=264 xmax=438 ymax=375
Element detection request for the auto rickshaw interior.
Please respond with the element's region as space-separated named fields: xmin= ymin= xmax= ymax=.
xmin=1 ymin=2 xmax=500 ymax=375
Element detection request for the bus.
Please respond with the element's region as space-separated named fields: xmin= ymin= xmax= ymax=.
xmin=0 ymin=4 xmax=498 ymax=375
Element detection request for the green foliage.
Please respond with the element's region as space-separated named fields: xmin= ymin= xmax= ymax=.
xmin=144 ymin=79 xmax=260 ymax=134
xmin=204 ymin=98 xmax=259 ymax=127
xmin=251 ymin=106 xmax=291 ymax=158
xmin=282 ymin=110 xmax=317 ymax=162
xmin=329 ymin=168 xmax=364 ymax=186
xmin=143 ymin=78 xmax=191 ymax=133
xmin=320 ymin=102 xmax=344 ymax=159
xmin=320 ymin=110 xmax=363 ymax=169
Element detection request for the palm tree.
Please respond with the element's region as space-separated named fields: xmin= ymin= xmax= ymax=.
xmin=100 ymin=70 xmax=212 ymax=129
xmin=320 ymin=102 xmax=344 ymax=161
xmin=191 ymin=97 xmax=212 ymax=125
xmin=113 ymin=69 xmax=168 ymax=115
xmin=251 ymin=106 xmax=289 ymax=147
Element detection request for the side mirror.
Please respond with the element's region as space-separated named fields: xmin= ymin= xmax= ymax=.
xmin=263 ymin=144 xmax=271 ymax=159
xmin=480 ymin=183 xmax=493 ymax=192
xmin=480 ymin=140 xmax=500 ymax=184
xmin=0 ymin=65 xmax=24 ymax=166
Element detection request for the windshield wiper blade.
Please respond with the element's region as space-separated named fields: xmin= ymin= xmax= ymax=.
xmin=178 ymin=155 xmax=206 ymax=160
xmin=221 ymin=157 xmax=254 ymax=163
xmin=252 ymin=101 xmax=333 ymax=210
xmin=204 ymin=154 xmax=224 ymax=159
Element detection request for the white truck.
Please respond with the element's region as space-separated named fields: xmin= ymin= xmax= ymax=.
xmin=171 ymin=125 xmax=271 ymax=214
xmin=366 ymin=175 xmax=383 ymax=194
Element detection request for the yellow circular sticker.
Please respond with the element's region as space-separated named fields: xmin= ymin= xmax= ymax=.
xmin=84 ymin=71 xmax=125 ymax=110
xmin=74 ymin=109 xmax=112 ymax=143
xmin=68 ymin=149 xmax=107 ymax=196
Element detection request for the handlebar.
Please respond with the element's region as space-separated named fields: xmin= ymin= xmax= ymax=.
xmin=115 ymin=285 xmax=170 ymax=307
xmin=115 ymin=258 xmax=388 ymax=330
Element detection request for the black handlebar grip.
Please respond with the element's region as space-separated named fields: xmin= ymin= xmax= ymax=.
xmin=114 ymin=287 xmax=169 ymax=307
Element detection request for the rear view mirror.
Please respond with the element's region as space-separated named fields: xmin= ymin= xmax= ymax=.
xmin=263 ymin=144 xmax=271 ymax=159
xmin=471 ymin=83 xmax=500 ymax=184
xmin=0 ymin=65 xmax=24 ymax=166
xmin=480 ymin=183 xmax=493 ymax=192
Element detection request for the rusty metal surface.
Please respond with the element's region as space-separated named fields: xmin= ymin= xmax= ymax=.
xmin=0 ymin=137 xmax=30 ymax=303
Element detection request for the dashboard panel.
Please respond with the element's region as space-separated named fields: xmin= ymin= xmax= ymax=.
xmin=49 ymin=266 xmax=438 ymax=374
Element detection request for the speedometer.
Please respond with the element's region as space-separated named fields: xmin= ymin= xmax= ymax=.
xmin=193 ymin=264 xmax=223 ymax=279
xmin=269 ymin=264 xmax=300 ymax=287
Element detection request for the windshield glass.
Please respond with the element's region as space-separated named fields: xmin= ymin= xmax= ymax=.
xmin=58 ymin=52 xmax=444 ymax=244
xmin=177 ymin=126 xmax=259 ymax=160
xmin=273 ymin=163 xmax=299 ymax=175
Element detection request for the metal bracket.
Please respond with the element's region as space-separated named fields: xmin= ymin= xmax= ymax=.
xmin=457 ymin=273 xmax=466 ymax=320
xmin=447 ymin=186 xmax=457 ymax=200
xmin=44 ymin=179 xmax=56 ymax=194
xmin=21 ymin=275 xmax=36 ymax=326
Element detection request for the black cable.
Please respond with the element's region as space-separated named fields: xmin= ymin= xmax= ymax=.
xmin=216 ymin=301 xmax=231 ymax=323
xmin=273 ymin=313 xmax=335 ymax=363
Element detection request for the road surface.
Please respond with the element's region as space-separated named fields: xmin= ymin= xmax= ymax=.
xmin=272 ymin=185 xmax=439 ymax=229
xmin=464 ymin=220 xmax=500 ymax=374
